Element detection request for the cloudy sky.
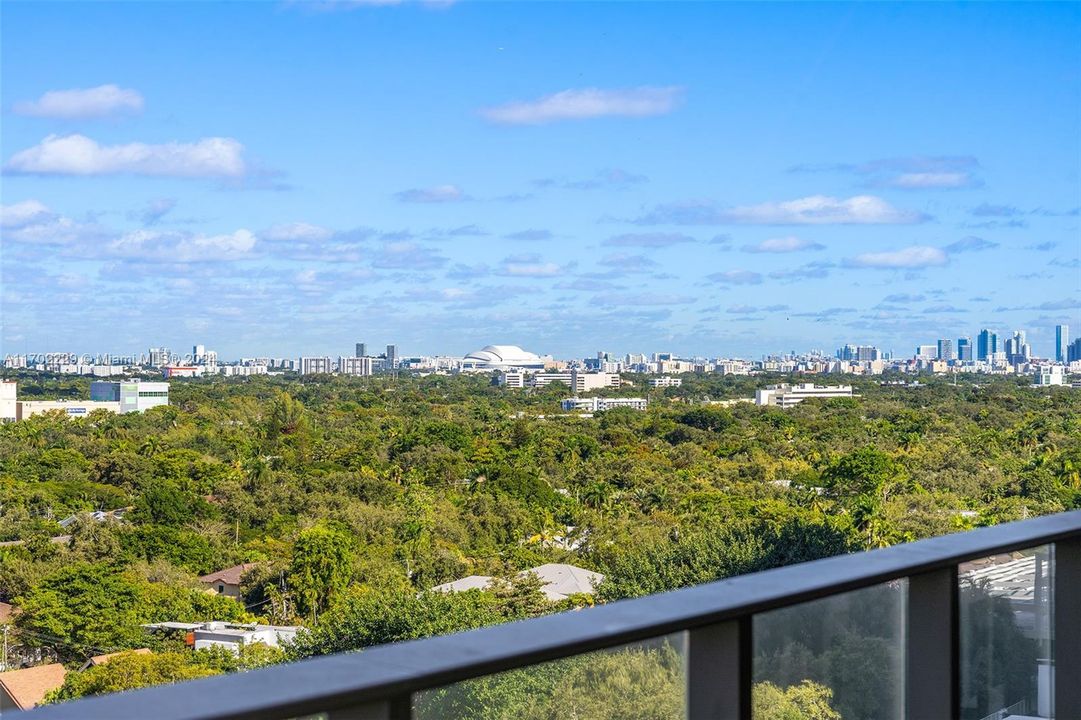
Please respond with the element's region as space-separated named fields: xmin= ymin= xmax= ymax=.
xmin=1 ymin=2 xmax=1078 ymax=360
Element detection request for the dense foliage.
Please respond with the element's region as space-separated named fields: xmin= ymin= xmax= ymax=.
xmin=1 ymin=370 xmax=1076 ymax=713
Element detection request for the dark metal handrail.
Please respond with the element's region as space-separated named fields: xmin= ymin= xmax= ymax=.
xmin=22 ymin=509 xmax=1081 ymax=720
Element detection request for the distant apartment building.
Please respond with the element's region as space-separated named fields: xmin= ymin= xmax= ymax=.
xmin=648 ymin=376 xmax=682 ymax=388
xmin=0 ymin=381 xmax=15 ymax=422
xmin=1033 ymin=366 xmax=1066 ymax=387
xmin=1056 ymin=325 xmax=1070 ymax=363
xmin=385 ymin=344 xmax=398 ymax=370
xmin=90 ymin=381 xmax=170 ymax=413
xmin=915 ymin=345 xmax=938 ymax=360
xmin=355 ymin=342 xmax=367 ymax=358
xmin=162 ymin=366 xmax=200 ymax=378
xmin=937 ymin=339 xmax=955 ymax=361
xmin=755 ymin=383 xmax=854 ymax=409
xmin=501 ymin=370 xmax=620 ymax=393
xmin=561 ymin=397 xmax=648 ymax=412
xmin=299 ymin=357 xmax=333 ymax=375
xmin=339 ymin=356 xmax=374 ymax=376
xmin=148 ymin=347 xmax=172 ymax=368
xmin=220 ymin=365 xmax=268 ymax=377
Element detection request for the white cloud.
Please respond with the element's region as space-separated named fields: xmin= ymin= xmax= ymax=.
xmin=494 ymin=253 xmax=570 ymax=278
xmin=500 ymin=261 xmax=563 ymax=277
xmin=131 ymin=198 xmax=177 ymax=226
xmin=481 ymin=86 xmax=683 ymax=125
xmin=262 ymin=222 xmax=334 ymax=242
xmin=845 ymin=246 xmax=948 ymax=269
xmin=0 ymin=200 xmax=106 ymax=246
xmin=394 ymin=184 xmax=468 ymax=203
xmin=103 ymin=229 xmax=256 ymax=263
xmin=5 ymin=134 xmax=247 ymax=177
xmin=889 ymin=172 xmax=973 ymax=189
xmin=504 ymin=229 xmax=553 ymax=241
xmin=1 ymin=200 xmax=52 ymax=228
xmin=370 ymin=241 xmax=447 ymax=269
xmin=597 ymin=253 xmax=659 ymax=273
xmin=14 ymin=84 xmax=144 ymax=119
xmin=945 ymin=236 xmax=999 ymax=253
xmin=593 ymin=292 xmax=695 ymax=307
xmin=636 ymin=195 xmax=927 ymax=225
xmin=604 ymin=232 xmax=695 ymax=248
xmin=741 ymin=236 xmax=824 ymax=253
xmin=706 ymin=270 xmax=763 ymax=285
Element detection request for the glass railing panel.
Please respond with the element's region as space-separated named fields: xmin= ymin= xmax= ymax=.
xmin=959 ymin=544 xmax=1054 ymax=720
xmin=413 ymin=633 xmax=687 ymax=720
xmin=753 ymin=580 xmax=906 ymax=720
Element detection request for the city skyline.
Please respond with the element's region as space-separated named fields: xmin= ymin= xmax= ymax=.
xmin=2 ymin=2 xmax=1079 ymax=358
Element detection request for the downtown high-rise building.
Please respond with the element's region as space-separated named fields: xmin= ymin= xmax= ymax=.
xmin=937 ymin=339 xmax=955 ymax=361
xmin=976 ymin=329 xmax=999 ymax=361
xmin=1005 ymin=330 xmax=1031 ymax=364
xmin=386 ymin=344 xmax=398 ymax=369
xmin=356 ymin=342 xmax=367 ymax=358
xmin=957 ymin=337 xmax=973 ymax=362
xmin=1056 ymin=325 xmax=1070 ymax=362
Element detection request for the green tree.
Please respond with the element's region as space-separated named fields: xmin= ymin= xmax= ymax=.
xmin=290 ymin=525 xmax=355 ymax=620
xmin=752 ymin=681 xmax=841 ymax=720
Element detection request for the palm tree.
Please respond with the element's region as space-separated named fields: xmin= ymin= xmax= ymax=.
xmin=243 ymin=455 xmax=270 ymax=493
xmin=139 ymin=436 xmax=163 ymax=457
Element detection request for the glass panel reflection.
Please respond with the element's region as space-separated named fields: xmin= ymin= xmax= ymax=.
xmin=753 ymin=581 xmax=906 ymax=720
xmin=959 ymin=544 xmax=1054 ymax=720
xmin=413 ymin=633 xmax=686 ymax=720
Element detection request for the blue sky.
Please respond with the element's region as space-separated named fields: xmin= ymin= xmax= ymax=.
xmin=2 ymin=1 xmax=1079 ymax=360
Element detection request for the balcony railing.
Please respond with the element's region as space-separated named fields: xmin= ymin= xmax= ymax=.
xmin=23 ymin=509 xmax=1081 ymax=720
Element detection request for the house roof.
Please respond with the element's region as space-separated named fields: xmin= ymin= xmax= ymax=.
xmin=429 ymin=564 xmax=605 ymax=601
xmin=86 ymin=648 xmax=152 ymax=667
xmin=198 ymin=563 xmax=257 ymax=586
xmin=430 ymin=575 xmax=495 ymax=593
xmin=526 ymin=563 xmax=605 ymax=600
xmin=0 ymin=664 xmax=67 ymax=710
xmin=0 ymin=601 xmax=17 ymax=624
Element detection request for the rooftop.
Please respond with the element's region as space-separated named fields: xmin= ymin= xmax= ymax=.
xmin=0 ymin=664 xmax=66 ymax=710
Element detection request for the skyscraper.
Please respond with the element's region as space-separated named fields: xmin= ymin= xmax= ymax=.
xmin=957 ymin=337 xmax=972 ymax=362
xmin=386 ymin=344 xmax=398 ymax=369
xmin=1069 ymin=338 xmax=1081 ymax=363
xmin=976 ymin=329 xmax=998 ymax=361
xmin=356 ymin=342 xmax=366 ymax=358
xmin=937 ymin=339 xmax=955 ymax=361
xmin=1056 ymin=325 xmax=1070 ymax=363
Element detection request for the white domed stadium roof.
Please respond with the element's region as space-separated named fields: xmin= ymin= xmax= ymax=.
xmin=462 ymin=344 xmax=544 ymax=370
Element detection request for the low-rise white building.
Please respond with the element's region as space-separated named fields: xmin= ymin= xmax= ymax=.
xmin=755 ymin=383 xmax=853 ymax=409
xmin=16 ymin=400 xmax=121 ymax=420
xmin=649 ymin=376 xmax=682 ymax=388
xmin=561 ymin=397 xmax=648 ymax=412
xmin=144 ymin=621 xmax=299 ymax=653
